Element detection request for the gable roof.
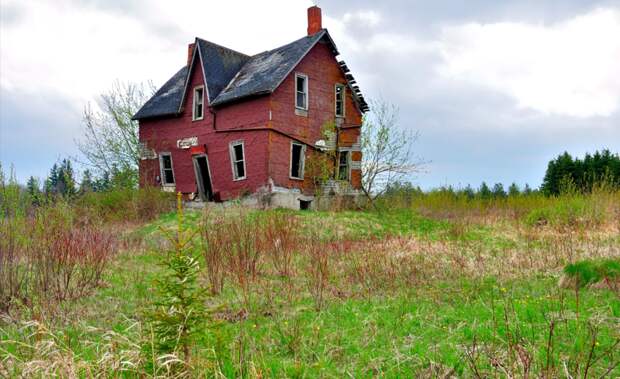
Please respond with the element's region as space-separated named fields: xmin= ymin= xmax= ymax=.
xmin=132 ymin=66 xmax=187 ymax=120
xmin=210 ymin=31 xmax=330 ymax=106
xmin=133 ymin=30 xmax=367 ymax=120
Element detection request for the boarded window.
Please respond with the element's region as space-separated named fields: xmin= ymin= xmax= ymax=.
xmin=335 ymin=84 xmax=345 ymax=117
xmin=338 ymin=151 xmax=349 ymax=181
xmin=290 ymin=143 xmax=305 ymax=179
xmin=159 ymin=153 xmax=175 ymax=185
xmin=230 ymin=141 xmax=246 ymax=180
xmin=295 ymin=74 xmax=308 ymax=110
xmin=193 ymin=86 xmax=204 ymax=120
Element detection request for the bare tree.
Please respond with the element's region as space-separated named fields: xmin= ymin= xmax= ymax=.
xmin=361 ymin=99 xmax=423 ymax=200
xmin=77 ymin=81 xmax=154 ymax=184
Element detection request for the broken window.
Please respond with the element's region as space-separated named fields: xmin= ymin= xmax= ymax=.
xmin=193 ymin=86 xmax=204 ymax=120
xmin=229 ymin=141 xmax=246 ymax=180
xmin=290 ymin=142 xmax=305 ymax=179
xmin=335 ymin=84 xmax=345 ymax=117
xmin=295 ymin=73 xmax=308 ymax=110
xmin=338 ymin=151 xmax=349 ymax=181
xmin=159 ymin=153 xmax=175 ymax=185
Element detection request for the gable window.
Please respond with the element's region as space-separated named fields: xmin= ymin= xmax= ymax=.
xmin=295 ymin=73 xmax=308 ymax=110
xmin=193 ymin=86 xmax=204 ymax=121
xmin=338 ymin=151 xmax=349 ymax=181
xmin=335 ymin=84 xmax=345 ymax=117
xmin=229 ymin=141 xmax=246 ymax=180
xmin=290 ymin=142 xmax=306 ymax=180
xmin=159 ymin=153 xmax=175 ymax=185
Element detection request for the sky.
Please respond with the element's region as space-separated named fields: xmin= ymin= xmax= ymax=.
xmin=1 ymin=0 xmax=619 ymax=189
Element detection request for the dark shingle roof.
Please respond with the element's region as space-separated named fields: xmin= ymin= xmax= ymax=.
xmin=196 ymin=38 xmax=250 ymax=103
xmin=133 ymin=30 xmax=368 ymax=120
xmin=132 ymin=66 xmax=187 ymax=120
xmin=210 ymin=31 xmax=327 ymax=106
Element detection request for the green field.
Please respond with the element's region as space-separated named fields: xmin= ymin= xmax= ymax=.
xmin=2 ymin=192 xmax=620 ymax=377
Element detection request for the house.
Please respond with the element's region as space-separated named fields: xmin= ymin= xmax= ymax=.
xmin=133 ymin=6 xmax=368 ymax=209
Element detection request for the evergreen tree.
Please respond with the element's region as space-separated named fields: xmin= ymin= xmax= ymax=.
xmin=478 ymin=182 xmax=492 ymax=199
xmin=492 ymin=183 xmax=507 ymax=198
xmin=523 ymin=183 xmax=533 ymax=196
xmin=45 ymin=163 xmax=59 ymax=195
xmin=463 ymin=184 xmax=475 ymax=199
xmin=26 ymin=176 xmax=42 ymax=206
xmin=508 ymin=182 xmax=520 ymax=197
xmin=80 ymin=169 xmax=95 ymax=193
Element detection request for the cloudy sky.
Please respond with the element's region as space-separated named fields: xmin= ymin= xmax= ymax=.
xmin=1 ymin=0 xmax=619 ymax=189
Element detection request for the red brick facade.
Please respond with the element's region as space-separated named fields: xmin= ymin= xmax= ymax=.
xmin=138 ymin=15 xmax=363 ymax=202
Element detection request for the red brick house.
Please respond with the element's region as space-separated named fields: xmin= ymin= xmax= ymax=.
xmin=133 ymin=6 xmax=368 ymax=208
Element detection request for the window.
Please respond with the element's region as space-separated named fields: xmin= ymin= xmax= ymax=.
xmin=193 ymin=86 xmax=204 ymax=120
xmin=229 ymin=141 xmax=246 ymax=180
xmin=290 ymin=142 xmax=306 ymax=179
xmin=159 ymin=153 xmax=175 ymax=185
xmin=335 ymin=84 xmax=345 ymax=117
xmin=295 ymin=73 xmax=308 ymax=110
xmin=338 ymin=151 xmax=349 ymax=181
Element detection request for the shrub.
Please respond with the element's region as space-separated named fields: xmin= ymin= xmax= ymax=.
xmin=0 ymin=201 xmax=117 ymax=315
xmin=76 ymin=187 xmax=174 ymax=223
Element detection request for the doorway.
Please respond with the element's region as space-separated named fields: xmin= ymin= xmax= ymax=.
xmin=192 ymin=154 xmax=213 ymax=201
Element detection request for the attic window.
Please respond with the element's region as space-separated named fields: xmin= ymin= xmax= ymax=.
xmin=159 ymin=152 xmax=175 ymax=185
xmin=229 ymin=140 xmax=246 ymax=181
xmin=295 ymin=73 xmax=308 ymax=110
xmin=335 ymin=84 xmax=345 ymax=117
xmin=290 ymin=142 xmax=306 ymax=180
xmin=193 ymin=86 xmax=204 ymax=121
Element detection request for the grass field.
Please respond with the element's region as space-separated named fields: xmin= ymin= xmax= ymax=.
xmin=1 ymin=192 xmax=620 ymax=377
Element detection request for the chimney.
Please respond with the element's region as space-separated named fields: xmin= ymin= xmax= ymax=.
xmin=187 ymin=42 xmax=195 ymax=66
xmin=307 ymin=6 xmax=322 ymax=35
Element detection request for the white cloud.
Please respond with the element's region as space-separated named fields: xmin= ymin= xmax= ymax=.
xmin=0 ymin=0 xmax=313 ymax=112
xmin=437 ymin=8 xmax=620 ymax=118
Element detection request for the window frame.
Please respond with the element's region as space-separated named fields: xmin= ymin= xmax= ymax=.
xmin=192 ymin=85 xmax=205 ymax=121
xmin=295 ymin=73 xmax=308 ymax=110
xmin=159 ymin=152 xmax=176 ymax=186
xmin=337 ymin=150 xmax=350 ymax=181
xmin=289 ymin=142 xmax=306 ymax=180
xmin=335 ymin=83 xmax=346 ymax=117
xmin=229 ymin=140 xmax=247 ymax=181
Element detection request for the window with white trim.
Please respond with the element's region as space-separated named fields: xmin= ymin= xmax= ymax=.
xmin=193 ymin=86 xmax=204 ymax=120
xmin=338 ymin=151 xmax=349 ymax=181
xmin=159 ymin=153 xmax=175 ymax=185
xmin=290 ymin=142 xmax=306 ymax=180
xmin=295 ymin=73 xmax=308 ymax=110
xmin=335 ymin=84 xmax=345 ymax=117
xmin=229 ymin=141 xmax=246 ymax=180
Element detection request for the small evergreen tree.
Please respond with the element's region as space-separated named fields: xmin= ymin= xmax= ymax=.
xmin=478 ymin=182 xmax=492 ymax=199
xmin=146 ymin=193 xmax=211 ymax=368
xmin=492 ymin=183 xmax=507 ymax=198
xmin=26 ymin=176 xmax=42 ymax=206
xmin=80 ymin=169 xmax=95 ymax=193
xmin=508 ymin=182 xmax=520 ymax=197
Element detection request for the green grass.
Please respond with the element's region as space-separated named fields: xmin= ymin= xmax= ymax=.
xmin=2 ymin=206 xmax=619 ymax=377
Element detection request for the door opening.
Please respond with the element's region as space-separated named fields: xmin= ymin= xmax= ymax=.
xmin=193 ymin=155 xmax=213 ymax=201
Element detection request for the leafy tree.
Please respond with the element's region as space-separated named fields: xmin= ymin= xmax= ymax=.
xmin=77 ymin=81 xmax=154 ymax=189
xmin=361 ymin=99 xmax=423 ymax=200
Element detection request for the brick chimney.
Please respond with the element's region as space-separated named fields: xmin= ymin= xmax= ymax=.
xmin=187 ymin=42 xmax=195 ymax=66
xmin=307 ymin=6 xmax=322 ymax=35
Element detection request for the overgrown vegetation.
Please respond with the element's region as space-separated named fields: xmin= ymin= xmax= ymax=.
xmin=2 ymin=171 xmax=618 ymax=376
